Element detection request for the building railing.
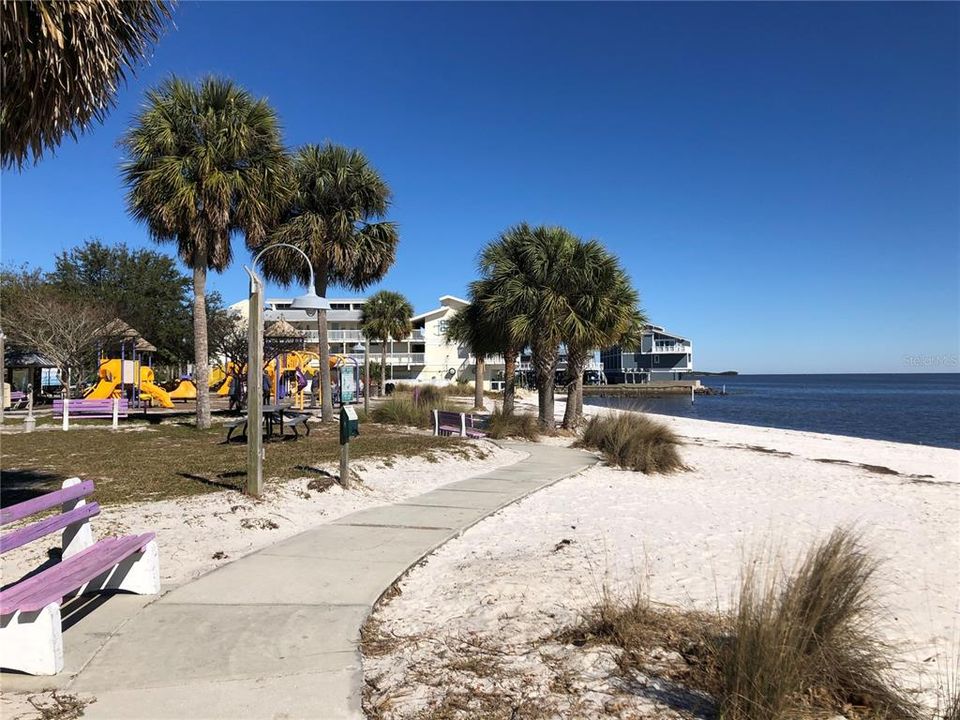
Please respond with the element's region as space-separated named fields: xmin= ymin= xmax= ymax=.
xmin=298 ymin=328 xmax=426 ymax=344
xmin=343 ymin=353 xmax=425 ymax=365
xmin=646 ymin=341 xmax=691 ymax=354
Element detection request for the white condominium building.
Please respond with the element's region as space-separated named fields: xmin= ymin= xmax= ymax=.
xmin=228 ymin=294 xmax=504 ymax=388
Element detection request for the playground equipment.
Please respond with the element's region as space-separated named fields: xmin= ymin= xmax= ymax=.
xmin=85 ymin=359 xmax=174 ymax=409
xmin=166 ymin=378 xmax=198 ymax=401
xmin=212 ymin=352 xmax=357 ymax=408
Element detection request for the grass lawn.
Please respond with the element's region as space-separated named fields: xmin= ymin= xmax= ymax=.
xmin=1 ymin=418 xmax=474 ymax=507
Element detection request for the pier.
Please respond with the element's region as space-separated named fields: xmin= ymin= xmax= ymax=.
xmin=582 ymin=380 xmax=723 ymax=397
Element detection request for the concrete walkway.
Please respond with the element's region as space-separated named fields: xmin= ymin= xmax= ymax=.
xmin=66 ymin=441 xmax=597 ymax=719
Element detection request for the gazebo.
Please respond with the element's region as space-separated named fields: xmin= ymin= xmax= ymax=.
xmin=3 ymin=347 xmax=58 ymax=400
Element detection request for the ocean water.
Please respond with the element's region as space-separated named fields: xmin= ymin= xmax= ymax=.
xmin=583 ymin=373 xmax=960 ymax=449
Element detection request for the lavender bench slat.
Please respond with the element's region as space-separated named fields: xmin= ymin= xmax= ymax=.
xmin=0 ymin=533 xmax=154 ymax=614
xmin=1 ymin=538 xmax=124 ymax=611
xmin=0 ymin=503 xmax=101 ymax=555
xmin=1 ymin=481 xmax=95 ymax=526
xmin=9 ymin=536 xmax=148 ymax=613
xmin=52 ymin=399 xmax=129 ymax=419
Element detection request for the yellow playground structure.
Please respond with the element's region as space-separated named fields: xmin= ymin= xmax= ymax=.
xmin=85 ymin=359 xmax=174 ymax=408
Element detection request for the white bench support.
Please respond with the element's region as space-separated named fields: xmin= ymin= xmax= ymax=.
xmin=61 ymin=397 xmax=69 ymax=431
xmin=61 ymin=477 xmax=94 ymax=559
xmin=0 ymin=603 xmax=64 ymax=676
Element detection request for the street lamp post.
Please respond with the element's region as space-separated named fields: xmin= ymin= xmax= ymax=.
xmin=245 ymin=244 xmax=329 ymax=497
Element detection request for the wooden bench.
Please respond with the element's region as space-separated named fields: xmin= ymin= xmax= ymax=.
xmin=432 ymin=410 xmax=488 ymax=439
xmin=53 ymin=398 xmax=129 ymax=420
xmin=0 ymin=478 xmax=160 ymax=675
xmin=8 ymin=390 xmax=27 ymax=410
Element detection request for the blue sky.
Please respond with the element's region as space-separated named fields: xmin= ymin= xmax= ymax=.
xmin=2 ymin=2 xmax=957 ymax=373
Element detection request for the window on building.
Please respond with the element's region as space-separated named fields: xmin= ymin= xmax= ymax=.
xmin=330 ymin=303 xmax=350 ymax=310
xmin=437 ymin=319 xmax=449 ymax=335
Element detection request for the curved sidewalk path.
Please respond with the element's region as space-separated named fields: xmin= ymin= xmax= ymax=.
xmin=70 ymin=441 xmax=597 ymax=719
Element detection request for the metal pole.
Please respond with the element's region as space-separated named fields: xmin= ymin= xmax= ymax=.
xmin=364 ymin=337 xmax=370 ymax=415
xmin=340 ymin=437 xmax=350 ymax=490
xmin=246 ymin=268 xmax=264 ymax=497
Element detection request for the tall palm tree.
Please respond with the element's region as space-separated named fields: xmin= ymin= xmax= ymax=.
xmin=560 ymin=240 xmax=647 ymax=429
xmin=446 ymin=302 xmax=503 ymax=411
xmin=2 ymin=0 xmax=173 ymax=169
xmin=360 ymin=290 xmax=413 ymax=396
xmin=120 ymin=76 xmax=289 ymax=429
xmin=255 ymin=143 xmax=398 ymax=422
xmin=477 ymin=223 xmax=580 ymax=430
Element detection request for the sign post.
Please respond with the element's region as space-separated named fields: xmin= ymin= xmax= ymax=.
xmin=339 ymin=405 xmax=359 ymax=489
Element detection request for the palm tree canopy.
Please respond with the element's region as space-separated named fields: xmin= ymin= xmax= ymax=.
xmin=563 ymin=239 xmax=648 ymax=355
xmin=476 ymin=223 xmax=581 ymax=354
xmin=256 ymin=142 xmax=398 ymax=292
xmin=445 ymin=300 xmax=508 ymax=359
xmin=2 ymin=0 xmax=174 ymax=169
xmin=119 ymin=75 xmax=289 ymax=270
xmin=360 ymin=290 xmax=413 ymax=344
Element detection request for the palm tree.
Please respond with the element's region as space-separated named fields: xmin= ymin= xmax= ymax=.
xmin=361 ymin=290 xmax=413 ymax=396
xmin=2 ymin=0 xmax=173 ymax=169
xmin=465 ymin=277 xmax=525 ymax=415
xmin=560 ymin=240 xmax=647 ymax=429
xmin=477 ymin=223 xmax=580 ymax=430
xmin=120 ymin=76 xmax=289 ymax=429
xmin=445 ymin=302 xmax=503 ymax=411
xmin=255 ymin=143 xmax=398 ymax=422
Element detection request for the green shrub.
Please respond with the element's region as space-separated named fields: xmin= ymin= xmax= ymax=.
xmin=486 ymin=405 xmax=539 ymax=441
xmin=717 ymin=528 xmax=919 ymax=720
xmin=577 ymin=411 xmax=685 ymax=474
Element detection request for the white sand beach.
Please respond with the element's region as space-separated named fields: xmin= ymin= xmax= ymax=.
xmin=0 ymin=440 xmax=524 ymax=590
xmin=364 ymin=406 xmax=960 ymax=718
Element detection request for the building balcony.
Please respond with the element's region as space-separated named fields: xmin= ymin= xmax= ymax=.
xmin=343 ymin=353 xmax=425 ymax=365
xmin=643 ymin=341 xmax=691 ymax=354
xmin=297 ymin=328 xmax=425 ymax=344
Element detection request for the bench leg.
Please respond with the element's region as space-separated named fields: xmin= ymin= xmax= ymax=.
xmin=61 ymin=477 xmax=95 ymax=559
xmin=70 ymin=540 xmax=161 ymax=598
xmin=0 ymin=603 xmax=64 ymax=675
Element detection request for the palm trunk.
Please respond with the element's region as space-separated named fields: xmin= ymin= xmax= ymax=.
xmin=502 ymin=347 xmax=517 ymax=416
xmin=193 ymin=263 xmax=211 ymax=429
xmin=562 ymin=349 xmax=587 ymax=430
xmin=533 ymin=344 xmax=558 ymax=431
xmin=474 ymin=355 xmax=485 ymax=410
xmin=380 ymin=340 xmax=388 ymax=395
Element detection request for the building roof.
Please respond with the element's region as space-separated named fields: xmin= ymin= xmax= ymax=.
xmin=412 ymin=295 xmax=470 ymax=322
xmin=3 ymin=348 xmax=57 ymax=368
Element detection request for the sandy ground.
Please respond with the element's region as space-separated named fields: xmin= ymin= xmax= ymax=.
xmin=363 ymin=402 xmax=960 ymax=719
xmin=1 ymin=440 xmax=524 ymax=591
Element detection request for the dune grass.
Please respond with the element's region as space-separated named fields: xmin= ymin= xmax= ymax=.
xmin=718 ymin=528 xmax=918 ymax=720
xmin=485 ymin=405 xmax=540 ymax=441
xmin=565 ymin=528 xmax=922 ymax=720
xmin=577 ymin=411 xmax=685 ymax=474
xmin=371 ymin=387 xmax=473 ymax=429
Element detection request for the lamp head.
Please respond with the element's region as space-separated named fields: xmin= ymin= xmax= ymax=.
xmin=290 ymin=287 xmax=330 ymax=317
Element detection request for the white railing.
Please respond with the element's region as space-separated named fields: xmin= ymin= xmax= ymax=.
xmin=343 ymin=353 xmax=425 ymax=365
xmin=648 ymin=342 xmax=691 ymax=354
xmin=297 ymin=328 xmax=425 ymax=344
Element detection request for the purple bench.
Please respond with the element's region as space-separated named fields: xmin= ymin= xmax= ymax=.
xmin=432 ymin=410 xmax=489 ymax=439
xmin=53 ymin=398 xmax=129 ymax=420
xmin=8 ymin=390 xmax=27 ymax=410
xmin=0 ymin=478 xmax=160 ymax=674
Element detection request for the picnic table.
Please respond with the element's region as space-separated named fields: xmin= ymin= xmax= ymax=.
xmin=225 ymin=404 xmax=310 ymax=442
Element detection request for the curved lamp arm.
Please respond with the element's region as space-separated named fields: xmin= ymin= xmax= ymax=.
xmin=251 ymin=242 xmax=316 ymax=291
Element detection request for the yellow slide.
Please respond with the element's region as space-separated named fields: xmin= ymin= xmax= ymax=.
xmin=140 ymin=380 xmax=174 ymax=408
xmin=85 ymin=379 xmax=119 ymax=399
